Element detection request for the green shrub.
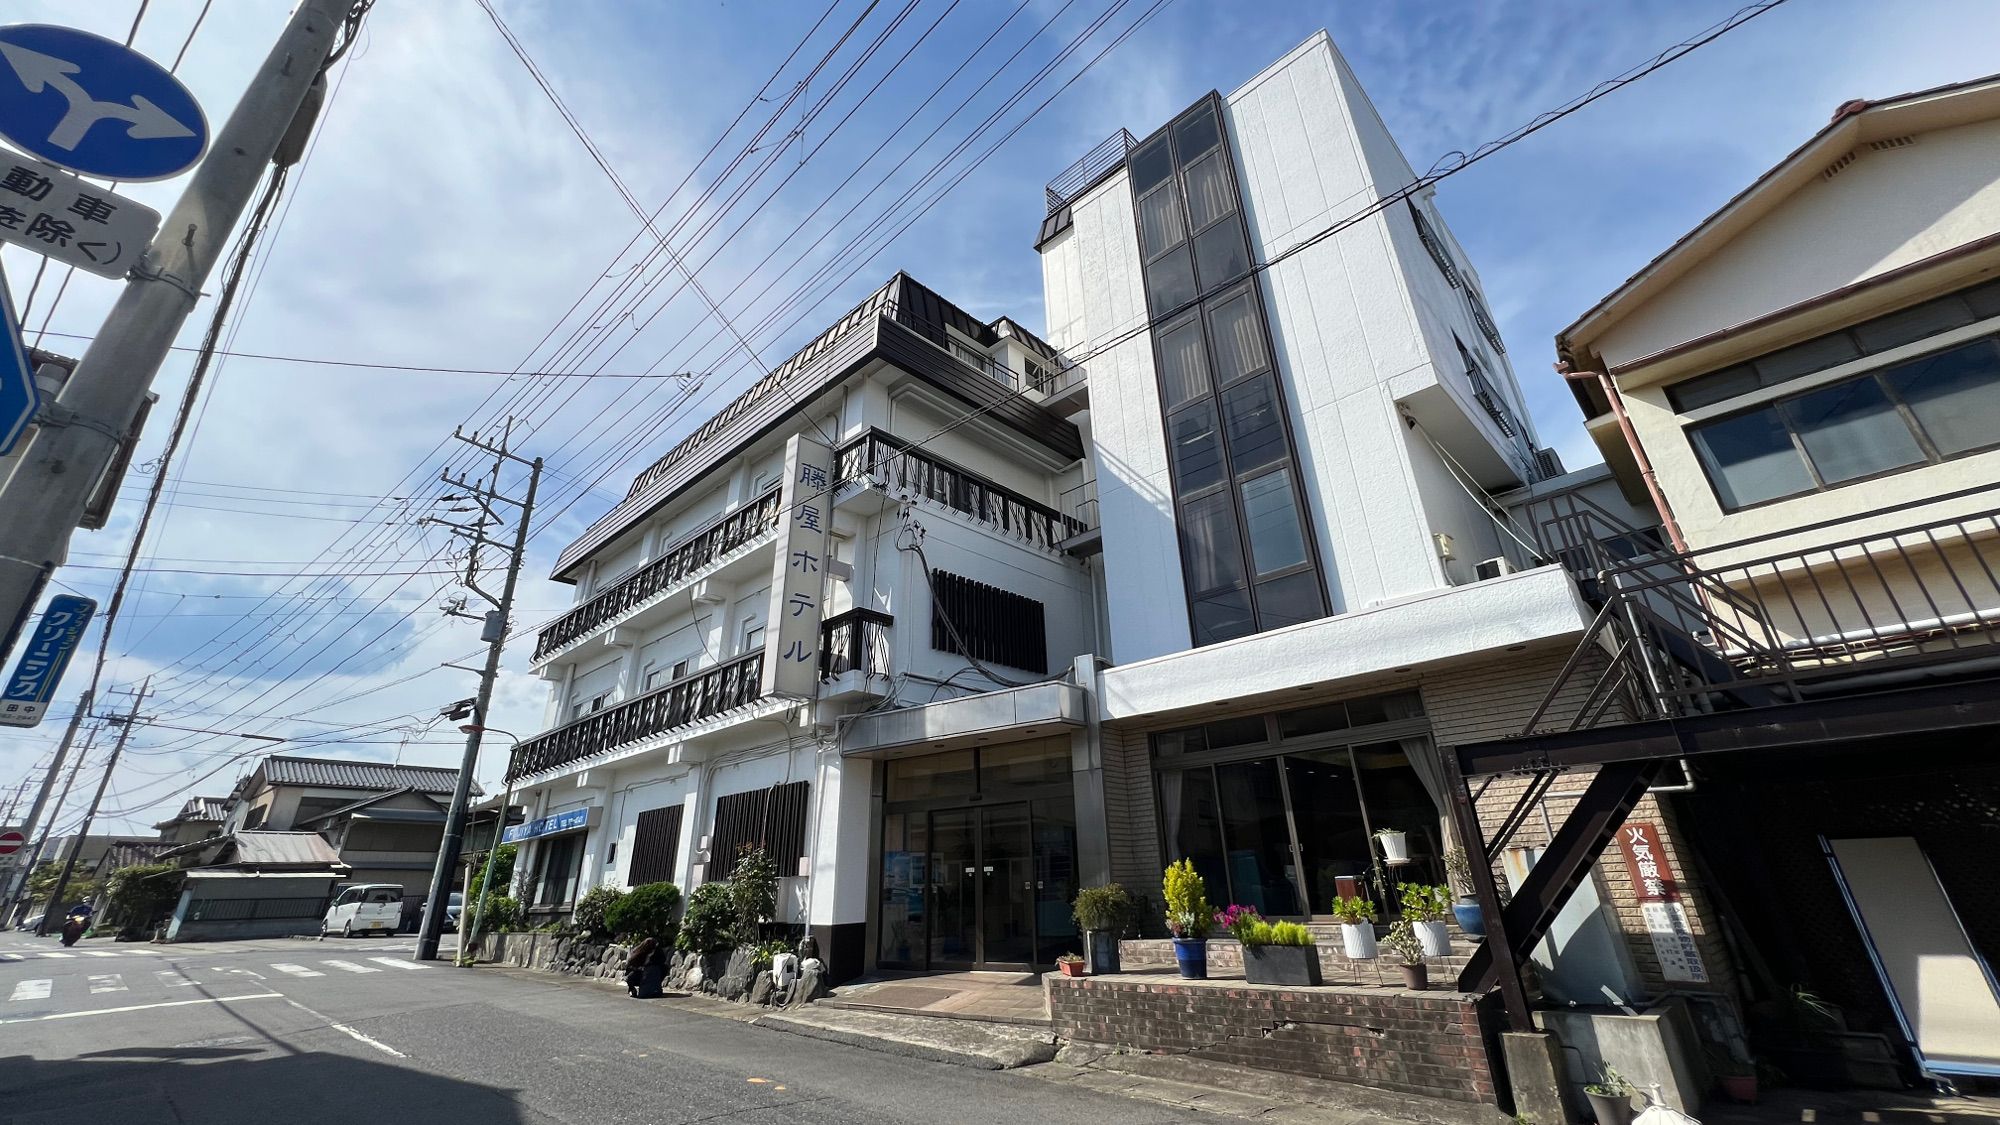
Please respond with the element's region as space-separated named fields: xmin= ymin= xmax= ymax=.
xmin=102 ymin=863 xmax=184 ymax=930
xmin=1247 ymin=920 xmax=1314 ymax=947
xmin=676 ymin=882 xmax=733 ymax=955
xmin=469 ymin=844 xmax=516 ymax=901
xmin=603 ymin=882 xmax=680 ymax=942
xmin=728 ymin=846 xmax=779 ymax=945
xmin=478 ymin=895 xmax=522 ymax=932
xmin=1330 ymin=895 xmax=1377 ymax=925
xmin=1072 ymin=884 xmax=1136 ymax=932
xmin=572 ymin=886 xmax=625 ymax=939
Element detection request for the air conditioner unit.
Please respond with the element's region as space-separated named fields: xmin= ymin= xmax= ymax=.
xmin=1475 ymin=556 xmax=1517 ymax=581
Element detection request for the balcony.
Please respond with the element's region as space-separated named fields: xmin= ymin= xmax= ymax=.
xmin=507 ymin=650 xmax=766 ymax=782
xmin=834 ymin=428 xmax=1091 ymax=551
xmin=820 ymin=607 xmax=893 ymax=702
xmin=534 ymin=488 xmax=782 ymax=664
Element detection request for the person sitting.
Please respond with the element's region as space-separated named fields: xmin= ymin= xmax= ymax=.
xmin=623 ymin=937 xmax=667 ymax=998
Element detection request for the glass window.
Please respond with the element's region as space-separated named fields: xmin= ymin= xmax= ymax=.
xmin=1668 ymin=364 xmax=1761 ymax=412
xmin=1690 ymin=407 xmax=1817 ymax=509
xmin=1169 ymin=401 xmax=1225 ymax=494
xmin=1283 ymin=749 xmax=1371 ymax=914
xmin=1128 ymin=135 xmax=1172 ymax=194
xmin=1179 ymin=490 xmax=1245 ymax=593
xmin=1207 ymin=291 xmax=1269 ymax=384
xmin=1155 ymin=726 xmax=1207 ymax=757
xmin=1255 ymin=570 xmax=1323 ymax=629
xmin=1222 ymin=375 xmax=1286 ymax=476
xmin=1345 ymin=689 xmax=1425 ymax=725
xmin=1183 ymin=153 xmax=1233 ymax=230
xmin=1191 ymin=584 xmax=1254 ymax=646
xmin=878 ymin=812 xmax=927 ymax=965
xmin=1156 ymin=317 xmax=1211 ymax=409
xmin=1215 ymin=758 xmax=1300 ymax=915
xmin=981 ymin=740 xmax=1070 ymax=789
xmin=1136 ymin=183 xmax=1185 ymax=257
xmin=1853 ymin=297 xmax=1974 ymax=353
xmin=1754 ymin=333 xmax=1862 ymax=382
xmin=887 ymin=750 xmax=976 ymax=800
xmin=1203 ymin=715 xmax=1268 ymax=749
xmin=1146 ymin=246 xmax=1197 ymax=316
xmin=1241 ymin=472 xmax=1309 ymax=576
xmin=1194 ymin=222 xmax=1250 ymax=292
xmin=1160 ymin=767 xmax=1229 ymax=911
xmin=1780 ymin=377 xmax=1925 ymax=484
xmin=1883 ymin=337 xmax=2000 ymax=457
xmin=1173 ymin=105 xmax=1221 ymax=160
xmin=1277 ymin=701 xmax=1350 ymax=738
xmin=1966 ymin=280 xmax=2000 ymax=319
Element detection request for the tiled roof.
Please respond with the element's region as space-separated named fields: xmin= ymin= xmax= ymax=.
xmin=154 ymin=795 xmax=232 ymax=829
xmin=253 ymin=755 xmax=477 ymax=798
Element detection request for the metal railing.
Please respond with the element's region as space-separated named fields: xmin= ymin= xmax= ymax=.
xmin=535 ymin=488 xmax=783 ymax=662
xmin=1059 ymin=478 xmax=1098 ymax=531
xmin=508 ymin=650 xmax=766 ymax=781
xmin=1521 ymin=484 xmax=2000 ymax=734
xmin=835 ymin=428 xmax=1091 ymax=548
xmin=1046 ymin=128 xmax=1138 ymax=213
xmin=820 ymin=607 xmax=893 ymax=679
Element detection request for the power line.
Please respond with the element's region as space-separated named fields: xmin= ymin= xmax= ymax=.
xmin=33 ymin=330 xmax=699 ymax=378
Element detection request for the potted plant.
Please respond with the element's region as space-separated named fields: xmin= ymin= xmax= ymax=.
xmin=1072 ymin=883 xmax=1134 ymax=977
xmin=1330 ymin=894 xmax=1378 ymax=960
xmin=1056 ymin=952 xmax=1086 ymax=978
xmin=1401 ymin=883 xmax=1453 ymax=957
xmin=1162 ymin=859 xmax=1212 ymax=980
xmin=1584 ymin=1066 xmax=1635 ymax=1125
xmin=1230 ymin=912 xmax=1322 ymax=987
xmin=1374 ymin=827 xmax=1409 ymax=865
xmin=1711 ymin=1053 xmax=1759 ymax=1104
xmin=1444 ymin=847 xmax=1486 ymax=936
xmin=1385 ymin=918 xmax=1426 ymax=990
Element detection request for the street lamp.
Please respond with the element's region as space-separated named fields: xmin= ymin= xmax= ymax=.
xmin=456 ymin=723 xmax=519 ymax=967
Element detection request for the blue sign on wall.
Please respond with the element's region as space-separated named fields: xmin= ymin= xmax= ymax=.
xmin=1 ymin=594 xmax=95 ymax=727
xmin=0 ymin=23 xmax=208 ymax=181
xmin=502 ymin=806 xmax=593 ymax=845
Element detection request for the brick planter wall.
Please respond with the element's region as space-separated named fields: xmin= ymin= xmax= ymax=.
xmin=1049 ymin=976 xmax=1503 ymax=1106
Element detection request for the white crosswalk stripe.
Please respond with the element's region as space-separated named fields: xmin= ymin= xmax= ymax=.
xmin=367 ymin=957 xmax=426 ymax=971
xmin=321 ymin=960 xmax=379 ymax=974
xmin=9 ymin=979 xmax=51 ymax=1002
xmin=0 ymin=953 xmax=21 ymax=962
xmin=39 ymin=951 xmax=74 ymax=959
xmin=125 ymin=949 xmax=157 ymax=956
xmin=82 ymin=951 xmax=121 ymax=958
xmin=156 ymin=970 xmax=197 ymax=988
xmin=220 ymin=967 xmax=264 ymax=979
xmin=270 ymin=963 xmax=323 ymax=978
xmin=87 ymin=974 xmax=126 ymax=994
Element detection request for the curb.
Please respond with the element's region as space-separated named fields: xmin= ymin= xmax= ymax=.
xmin=752 ymin=1011 xmax=1058 ymax=1071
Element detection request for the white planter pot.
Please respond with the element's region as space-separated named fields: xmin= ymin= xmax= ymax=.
xmin=1376 ymin=831 xmax=1409 ymax=864
xmin=1415 ymin=919 xmax=1451 ymax=958
xmin=1340 ymin=922 xmax=1378 ymax=960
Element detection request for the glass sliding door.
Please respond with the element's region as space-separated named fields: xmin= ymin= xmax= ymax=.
xmin=979 ymin=803 xmax=1036 ymax=967
xmin=1283 ymin=748 xmax=1373 ymax=914
xmin=929 ymin=809 xmax=978 ymax=967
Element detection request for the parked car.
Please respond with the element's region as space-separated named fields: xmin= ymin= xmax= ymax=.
xmin=17 ymin=913 xmax=44 ymax=932
xmin=418 ymin=892 xmax=464 ymax=934
xmin=322 ymin=884 xmax=404 ymax=938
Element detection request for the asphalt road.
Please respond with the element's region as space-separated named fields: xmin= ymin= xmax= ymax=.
xmin=0 ymin=933 xmax=1208 ymax=1125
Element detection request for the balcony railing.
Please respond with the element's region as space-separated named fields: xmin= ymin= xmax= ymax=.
xmin=535 ymin=488 xmax=783 ymax=662
xmin=821 ymin=607 xmax=893 ymax=679
xmin=1059 ymin=478 xmax=1098 ymax=532
xmin=507 ymin=650 xmax=765 ymax=782
xmin=836 ymin=428 xmax=1090 ymax=549
xmin=1046 ymin=128 xmax=1137 ymax=213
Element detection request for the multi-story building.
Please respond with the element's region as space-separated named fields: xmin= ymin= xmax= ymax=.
xmin=507 ymin=274 xmax=1098 ymax=981
xmin=1466 ymin=74 xmax=2000 ymax=1088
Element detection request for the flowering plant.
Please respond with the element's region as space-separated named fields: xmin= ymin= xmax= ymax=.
xmin=1213 ymin=904 xmax=1262 ymax=943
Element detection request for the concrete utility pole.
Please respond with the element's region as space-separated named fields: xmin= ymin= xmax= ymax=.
xmin=0 ymin=687 xmax=92 ymax=913
xmin=11 ymin=722 xmax=96 ymax=926
xmin=415 ymin=427 xmax=541 ymax=962
xmin=0 ymin=0 xmax=349 ymax=663
xmin=38 ymin=678 xmax=146 ymax=935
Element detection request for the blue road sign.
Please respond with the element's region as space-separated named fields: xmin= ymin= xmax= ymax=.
xmin=0 ymin=263 xmax=35 ymax=457
xmin=0 ymin=594 xmax=95 ymax=728
xmin=0 ymin=24 xmax=207 ymax=181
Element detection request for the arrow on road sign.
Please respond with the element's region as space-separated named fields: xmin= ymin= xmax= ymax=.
xmin=0 ymin=24 xmax=208 ymax=181
xmin=0 ymin=264 xmax=37 ymax=457
xmin=0 ymin=42 xmax=195 ymax=150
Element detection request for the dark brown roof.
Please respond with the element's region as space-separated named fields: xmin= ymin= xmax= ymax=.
xmin=249 ymin=755 xmax=476 ymax=798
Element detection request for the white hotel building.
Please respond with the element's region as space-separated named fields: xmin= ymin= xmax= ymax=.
xmin=506 ymin=32 xmax=1654 ymax=992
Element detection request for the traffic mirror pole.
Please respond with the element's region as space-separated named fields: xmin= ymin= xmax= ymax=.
xmin=0 ymin=0 xmax=348 ymax=665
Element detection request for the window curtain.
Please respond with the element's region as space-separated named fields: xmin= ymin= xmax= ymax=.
xmin=1211 ymin=297 xmax=1267 ymax=381
xmin=1158 ymin=769 xmax=1185 ymax=859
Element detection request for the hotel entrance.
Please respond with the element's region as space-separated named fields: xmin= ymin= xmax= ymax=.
xmin=876 ymin=739 xmax=1078 ymax=971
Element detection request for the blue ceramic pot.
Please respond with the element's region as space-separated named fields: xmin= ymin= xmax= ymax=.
xmin=1171 ymin=937 xmax=1208 ymax=979
xmin=1452 ymin=899 xmax=1487 ymax=936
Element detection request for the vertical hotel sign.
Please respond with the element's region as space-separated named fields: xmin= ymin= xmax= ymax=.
xmin=764 ymin=434 xmax=833 ymax=699
xmin=1617 ymin=822 xmax=1708 ymax=984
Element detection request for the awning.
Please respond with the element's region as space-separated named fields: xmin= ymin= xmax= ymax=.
xmin=842 ymin=681 xmax=1086 ymax=759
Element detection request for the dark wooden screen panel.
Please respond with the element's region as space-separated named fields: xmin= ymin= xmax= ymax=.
xmin=628 ymin=804 xmax=683 ymax=887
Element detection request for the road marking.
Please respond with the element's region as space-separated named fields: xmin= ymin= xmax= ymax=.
xmin=0 ymin=993 xmax=281 ymax=1024
xmin=82 ymin=950 xmax=121 ymax=958
xmin=281 ymin=998 xmax=406 ymax=1058
xmin=0 ymin=953 xmax=21 ymax=962
xmin=270 ymin=963 xmax=323 ymax=978
xmin=321 ymin=960 xmax=379 ymax=974
xmin=38 ymin=951 xmax=74 ymax=959
xmin=125 ymin=948 xmax=157 ymax=955
xmin=8 ymin=979 xmax=51 ymax=1002
xmin=87 ymin=974 xmax=126 ymax=994
xmin=156 ymin=970 xmax=196 ymax=988
xmin=367 ymin=957 xmax=425 ymax=971
xmin=220 ymin=967 xmax=264 ymax=979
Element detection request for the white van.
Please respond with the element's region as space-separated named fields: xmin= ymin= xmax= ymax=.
xmin=322 ymin=884 xmax=404 ymax=938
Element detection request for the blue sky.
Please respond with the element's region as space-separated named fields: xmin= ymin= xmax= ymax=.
xmin=3 ymin=0 xmax=1997 ymax=833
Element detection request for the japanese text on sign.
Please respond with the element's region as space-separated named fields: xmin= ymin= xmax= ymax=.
xmin=1616 ymin=822 xmax=1679 ymax=902
xmin=0 ymin=150 xmax=161 ymax=279
xmin=763 ymin=436 xmax=833 ymax=700
xmin=1 ymin=594 xmax=97 ymax=728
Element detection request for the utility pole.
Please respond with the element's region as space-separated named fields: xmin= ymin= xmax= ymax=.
xmin=415 ymin=426 xmax=541 ymax=961
xmin=11 ymin=722 xmax=96 ymax=926
xmin=38 ymin=678 xmax=146 ymax=935
xmin=0 ymin=0 xmax=351 ymax=663
xmin=1 ymin=687 xmax=92 ymax=914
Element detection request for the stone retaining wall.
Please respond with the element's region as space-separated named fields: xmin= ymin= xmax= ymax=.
xmin=478 ymin=932 xmax=828 ymax=1009
xmin=1050 ymin=975 xmax=1504 ymax=1107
